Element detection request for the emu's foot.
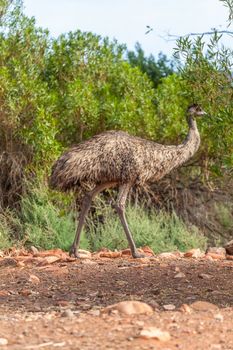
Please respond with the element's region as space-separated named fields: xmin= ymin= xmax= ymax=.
xmin=69 ymin=245 xmax=80 ymax=258
xmin=132 ymin=251 xmax=146 ymax=259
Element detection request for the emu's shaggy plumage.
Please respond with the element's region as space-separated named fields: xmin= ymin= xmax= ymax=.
xmin=50 ymin=128 xmax=200 ymax=192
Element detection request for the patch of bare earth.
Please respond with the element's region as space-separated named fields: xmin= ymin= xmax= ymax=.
xmin=0 ymin=247 xmax=233 ymax=349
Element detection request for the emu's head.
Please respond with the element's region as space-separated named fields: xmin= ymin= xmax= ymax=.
xmin=187 ymin=104 xmax=206 ymax=118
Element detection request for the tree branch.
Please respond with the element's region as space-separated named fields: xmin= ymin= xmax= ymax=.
xmin=162 ymin=29 xmax=233 ymax=41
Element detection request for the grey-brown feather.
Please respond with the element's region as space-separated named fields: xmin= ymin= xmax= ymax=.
xmin=49 ymin=109 xmax=202 ymax=192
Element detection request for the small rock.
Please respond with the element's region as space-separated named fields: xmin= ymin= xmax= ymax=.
xmin=163 ymin=304 xmax=176 ymax=311
xmin=34 ymin=249 xmax=63 ymax=257
xmin=110 ymin=310 xmax=119 ymax=315
xmin=190 ymin=301 xmax=219 ymax=312
xmin=28 ymin=274 xmax=40 ymax=284
xmin=148 ymin=300 xmax=160 ymax=309
xmin=38 ymin=255 xmax=61 ymax=265
xmin=0 ymin=338 xmax=8 ymax=345
xmin=30 ymin=246 xmax=39 ymax=255
xmin=224 ymin=240 xmax=233 ymax=255
xmin=99 ymin=251 xmax=122 ymax=258
xmin=204 ymin=254 xmax=213 ymax=261
xmin=56 ymin=300 xmax=71 ymax=307
xmin=179 ymin=304 xmax=192 ymax=313
xmin=103 ymin=301 xmax=153 ymax=315
xmin=0 ymin=290 xmax=9 ymax=297
xmin=88 ymin=309 xmax=100 ymax=316
xmin=174 ymin=272 xmax=186 ymax=278
xmin=157 ymin=252 xmax=177 ymax=259
xmin=20 ymin=289 xmax=32 ymax=296
xmin=214 ymin=313 xmax=224 ymax=322
xmin=80 ymin=259 xmax=97 ymax=265
xmin=127 ymin=337 xmax=134 ymax=341
xmin=205 ymin=253 xmax=225 ymax=260
xmin=133 ymin=257 xmax=151 ymax=264
xmin=77 ymin=249 xmax=92 ymax=259
xmin=184 ymin=248 xmax=204 ymax=258
xmin=61 ymin=309 xmax=74 ymax=318
xmin=116 ymin=280 xmax=128 ymax=286
xmin=198 ymin=273 xmax=212 ymax=279
xmin=139 ymin=327 xmax=171 ymax=341
xmin=121 ymin=249 xmax=132 ymax=256
xmin=141 ymin=246 xmax=155 ymax=256
xmin=206 ymin=247 xmax=226 ymax=256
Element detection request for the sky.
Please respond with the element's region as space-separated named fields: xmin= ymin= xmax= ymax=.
xmin=23 ymin=0 xmax=232 ymax=58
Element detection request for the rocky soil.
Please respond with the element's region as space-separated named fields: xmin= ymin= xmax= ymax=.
xmin=0 ymin=246 xmax=233 ymax=350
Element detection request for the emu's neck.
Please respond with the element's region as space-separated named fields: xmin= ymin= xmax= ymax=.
xmin=165 ymin=115 xmax=200 ymax=170
xmin=183 ymin=115 xmax=200 ymax=148
xmin=162 ymin=115 xmax=200 ymax=176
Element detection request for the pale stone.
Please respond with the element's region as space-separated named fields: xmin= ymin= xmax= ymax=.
xmin=80 ymin=259 xmax=97 ymax=265
xmin=41 ymin=255 xmax=60 ymax=264
xmin=163 ymin=304 xmax=176 ymax=311
xmin=88 ymin=309 xmax=100 ymax=316
xmin=184 ymin=248 xmax=204 ymax=258
xmin=99 ymin=251 xmax=122 ymax=258
xmin=198 ymin=273 xmax=212 ymax=279
xmin=179 ymin=304 xmax=192 ymax=313
xmin=103 ymin=301 xmax=153 ymax=315
xmin=214 ymin=313 xmax=224 ymax=322
xmin=61 ymin=309 xmax=74 ymax=318
xmin=139 ymin=327 xmax=171 ymax=341
xmin=157 ymin=252 xmax=177 ymax=259
xmin=77 ymin=249 xmax=92 ymax=258
xmin=0 ymin=338 xmax=8 ymax=345
xmin=30 ymin=246 xmax=39 ymax=255
xmin=141 ymin=246 xmax=155 ymax=256
xmin=174 ymin=272 xmax=186 ymax=278
xmin=190 ymin=301 xmax=219 ymax=312
xmin=28 ymin=274 xmax=40 ymax=284
xmin=206 ymin=247 xmax=226 ymax=256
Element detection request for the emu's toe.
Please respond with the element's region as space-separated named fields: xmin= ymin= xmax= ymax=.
xmin=132 ymin=251 xmax=146 ymax=259
xmin=69 ymin=245 xmax=80 ymax=258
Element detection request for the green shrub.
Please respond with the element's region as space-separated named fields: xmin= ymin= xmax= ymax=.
xmin=0 ymin=184 xmax=207 ymax=253
xmin=20 ymin=185 xmax=90 ymax=250
xmin=0 ymin=184 xmax=89 ymax=251
xmin=214 ymin=203 xmax=233 ymax=230
xmin=0 ymin=211 xmax=13 ymax=249
xmin=85 ymin=205 xmax=207 ymax=253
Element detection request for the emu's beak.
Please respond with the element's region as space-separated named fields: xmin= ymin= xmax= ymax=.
xmin=198 ymin=110 xmax=207 ymax=116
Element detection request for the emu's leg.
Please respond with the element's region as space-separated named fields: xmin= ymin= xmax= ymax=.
xmin=70 ymin=182 xmax=116 ymax=258
xmin=114 ymin=184 xmax=145 ymax=259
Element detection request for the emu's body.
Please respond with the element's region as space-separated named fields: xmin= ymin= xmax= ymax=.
xmin=50 ymin=105 xmax=205 ymax=258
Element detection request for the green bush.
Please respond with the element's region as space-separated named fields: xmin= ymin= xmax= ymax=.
xmin=0 ymin=211 xmax=13 ymax=249
xmin=0 ymin=184 xmax=89 ymax=250
xmin=0 ymin=184 xmax=207 ymax=253
xmin=85 ymin=205 xmax=207 ymax=253
xmin=214 ymin=203 xmax=233 ymax=230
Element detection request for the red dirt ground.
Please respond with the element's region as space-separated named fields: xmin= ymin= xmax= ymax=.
xmin=0 ymin=248 xmax=233 ymax=350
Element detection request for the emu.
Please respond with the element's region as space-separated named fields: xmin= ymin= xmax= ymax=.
xmin=49 ymin=104 xmax=206 ymax=258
